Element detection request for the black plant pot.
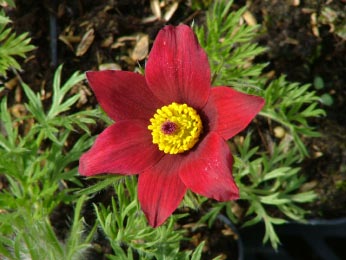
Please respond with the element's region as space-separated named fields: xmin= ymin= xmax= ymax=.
xmin=217 ymin=215 xmax=244 ymax=260
xmin=237 ymin=217 xmax=346 ymax=260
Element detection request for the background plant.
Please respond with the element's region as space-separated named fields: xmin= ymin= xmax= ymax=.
xmin=194 ymin=0 xmax=325 ymax=249
xmin=82 ymin=176 xmax=208 ymax=260
xmin=0 ymin=65 xmax=101 ymax=259
xmin=0 ymin=64 xmax=211 ymax=260
xmin=0 ymin=2 xmax=34 ymax=77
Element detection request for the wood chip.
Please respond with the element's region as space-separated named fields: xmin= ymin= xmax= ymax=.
xmin=150 ymin=0 xmax=161 ymax=19
xmin=117 ymin=36 xmax=137 ymax=42
xmin=10 ymin=104 xmax=26 ymax=119
xmin=300 ymin=180 xmax=318 ymax=192
xmin=229 ymin=201 xmax=244 ymax=220
xmin=142 ymin=15 xmax=158 ymax=24
xmin=311 ymin=13 xmax=319 ymax=37
xmin=222 ymin=225 xmax=238 ymax=238
xmin=163 ymin=2 xmax=179 ymax=22
xmin=99 ymin=63 xmax=122 ymax=71
xmin=14 ymin=84 xmax=22 ymax=103
xmin=76 ymin=28 xmax=95 ymax=56
xmin=111 ymin=42 xmax=125 ymax=49
xmin=131 ymin=34 xmax=149 ymax=61
xmin=291 ymin=0 xmax=300 ymax=6
xmin=101 ymin=35 xmax=114 ymax=48
xmin=71 ymin=84 xmax=93 ymax=108
xmin=4 ymin=77 xmax=18 ymax=91
xmin=58 ymin=35 xmax=75 ymax=51
xmin=243 ymin=10 xmax=257 ymax=26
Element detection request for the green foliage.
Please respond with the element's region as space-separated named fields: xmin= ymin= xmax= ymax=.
xmin=0 ymin=63 xmax=209 ymax=259
xmin=0 ymin=1 xmax=15 ymax=8
xmin=0 ymin=196 xmax=95 ymax=260
xmin=195 ymin=0 xmax=267 ymax=89
xmin=0 ymin=66 xmax=99 ymax=258
xmin=318 ymin=5 xmax=346 ymax=41
xmin=261 ymin=76 xmax=326 ymax=158
xmin=190 ymin=0 xmax=214 ymax=10
xmin=236 ymin=134 xmax=317 ymax=247
xmin=92 ymin=176 xmax=209 ymax=260
xmin=313 ymin=76 xmax=334 ymax=106
xmin=194 ymin=0 xmax=325 ymax=250
xmin=0 ymin=9 xmax=35 ymax=77
xmin=21 ymin=65 xmax=98 ymax=144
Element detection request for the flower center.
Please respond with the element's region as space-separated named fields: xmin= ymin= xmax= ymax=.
xmin=148 ymin=102 xmax=203 ymax=154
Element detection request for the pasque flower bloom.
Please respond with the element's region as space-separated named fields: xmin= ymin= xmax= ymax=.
xmin=79 ymin=24 xmax=264 ymax=227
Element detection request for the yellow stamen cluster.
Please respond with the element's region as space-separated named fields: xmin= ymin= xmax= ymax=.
xmin=148 ymin=102 xmax=203 ymax=154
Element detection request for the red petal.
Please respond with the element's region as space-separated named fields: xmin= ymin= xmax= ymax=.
xmin=179 ymin=132 xmax=239 ymax=201
xmin=138 ymin=155 xmax=187 ymax=227
xmin=79 ymin=120 xmax=163 ymax=176
xmin=204 ymin=87 xmax=264 ymax=140
xmin=145 ymin=25 xmax=211 ymax=109
xmin=86 ymin=70 xmax=163 ymax=121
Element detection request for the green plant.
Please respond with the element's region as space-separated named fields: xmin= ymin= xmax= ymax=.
xmin=0 ymin=8 xmax=35 ymax=77
xmin=193 ymin=0 xmax=325 ymax=249
xmin=0 ymin=63 xmax=211 ymax=259
xmin=0 ymin=66 xmax=100 ymax=259
xmin=90 ymin=176 xmax=209 ymax=260
xmin=0 ymin=1 xmax=15 ymax=8
xmin=0 ymin=196 xmax=95 ymax=260
xmin=195 ymin=0 xmax=267 ymax=89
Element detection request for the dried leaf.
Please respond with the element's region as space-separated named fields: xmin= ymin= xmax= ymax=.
xmin=131 ymin=34 xmax=149 ymax=61
xmin=99 ymin=63 xmax=122 ymax=71
xmin=71 ymin=84 xmax=93 ymax=107
xmin=59 ymin=35 xmax=75 ymax=51
xmin=291 ymin=0 xmax=300 ymax=6
xmin=10 ymin=104 xmax=26 ymax=118
xmin=101 ymin=35 xmax=114 ymax=48
xmin=243 ymin=10 xmax=257 ymax=26
xmin=150 ymin=0 xmax=161 ymax=19
xmin=300 ymin=180 xmax=318 ymax=192
xmin=142 ymin=15 xmax=158 ymax=24
xmin=117 ymin=36 xmax=137 ymax=42
xmin=163 ymin=2 xmax=179 ymax=22
xmin=76 ymin=28 xmax=95 ymax=56
xmin=310 ymin=13 xmax=319 ymax=37
xmin=4 ymin=77 xmax=18 ymax=91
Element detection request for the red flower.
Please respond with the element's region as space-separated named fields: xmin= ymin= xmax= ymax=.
xmin=79 ymin=25 xmax=264 ymax=227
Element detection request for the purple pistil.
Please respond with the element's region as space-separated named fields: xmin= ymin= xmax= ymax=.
xmin=161 ymin=121 xmax=177 ymax=135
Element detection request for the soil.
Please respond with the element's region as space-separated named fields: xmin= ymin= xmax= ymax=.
xmin=2 ymin=0 xmax=346 ymax=258
xmin=246 ymin=0 xmax=346 ymax=218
